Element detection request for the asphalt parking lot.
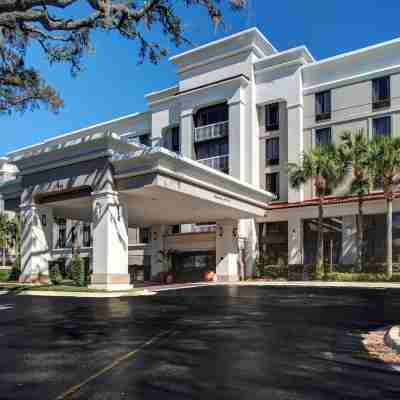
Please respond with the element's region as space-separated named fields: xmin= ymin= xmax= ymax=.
xmin=1 ymin=286 xmax=400 ymax=399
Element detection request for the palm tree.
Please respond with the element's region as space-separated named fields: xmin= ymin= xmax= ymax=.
xmin=287 ymin=144 xmax=346 ymax=268
xmin=368 ymin=136 xmax=400 ymax=278
xmin=340 ymin=130 xmax=372 ymax=271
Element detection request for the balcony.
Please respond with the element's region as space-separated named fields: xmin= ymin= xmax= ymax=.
xmin=197 ymin=154 xmax=229 ymax=173
xmin=194 ymin=121 xmax=229 ymax=143
xmin=192 ymin=224 xmax=216 ymax=233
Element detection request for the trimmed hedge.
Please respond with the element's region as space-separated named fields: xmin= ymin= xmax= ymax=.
xmin=0 ymin=270 xmax=10 ymax=282
xmin=49 ymin=261 xmax=63 ymax=285
xmin=323 ymin=272 xmax=400 ymax=282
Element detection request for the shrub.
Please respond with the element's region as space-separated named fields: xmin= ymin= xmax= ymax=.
xmin=323 ymin=272 xmax=400 ymax=282
xmin=8 ymin=255 xmax=21 ymax=282
xmin=71 ymin=255 xmax=85 ymax=287
xmin=0 ymin=270 xmax=9 ymax=282
xmin=49 ymin=261 xmax=63 ymax=285
xmin=264 ymin=265 xmax=288 ymax=280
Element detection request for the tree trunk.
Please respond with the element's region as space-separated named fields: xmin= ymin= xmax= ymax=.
xmin=317 ymin=198 xmax=324 ymax=268
xmin=387 ymin=196 xmax=393 ymax=278
xmin=356 ymin=194 xmax=364 ymax=272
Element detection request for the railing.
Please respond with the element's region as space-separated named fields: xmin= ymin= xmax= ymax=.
xmin=197 ymin=154 xmax=229 ymax=173
xmin=192 ymin=224 xmax=216 ymax=233
xmin=194 ymin=121 xmax=229 ymax=143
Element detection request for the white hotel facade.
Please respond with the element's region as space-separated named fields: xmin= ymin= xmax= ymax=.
xmin=1 ymin=28 xmax=400 ymax=289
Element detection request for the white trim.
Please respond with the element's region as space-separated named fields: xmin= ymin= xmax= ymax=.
xmin=254 ymin=46 xmax=315 ymax=70
xmin=255 ymin=58 xmax=307 ymax=77
xmin=303 ymin=35 xmax=400 ymax=70
xmin=169 ymin=27 xmax=277 ymax=63
xmin=8 ymin=111 xmax=150 ymax=157
xmin=303 ymin=64 xmax=400 ymax=95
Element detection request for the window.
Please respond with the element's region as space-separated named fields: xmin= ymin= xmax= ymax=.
xmin=127 ymin=133 xmax=151 ymax=147
xmin=372 ymin=76 xmax=390 ymax=110
xmin=265 ymin=103 xmax=279 ymax=131
xmin=266 ymin=138 xmax=279 ymax=166
xmin=57 ymin=218 xmax=66 ymax=249
xmin=315 ymin=91 xmax=331 ymax=122
xmin=194 ymin=103 xmax=228 ymax=127
xmin=83 ymin=223 xmax=91 ymax=247
xmin=163 ymin=126 xmax=180 ymax=153
xmin=266 ymin=173 xmax=279 ymax=199
xmin=373 ymin=116 xmax=391 ymax=138
xmin=315 ymin=127 xmax=332 ymax=147
xmin=195 ymin=137 xmax=228 ymax=160
xmin=139 ymin=227 xmax=151 ymax=244
xmin=171 ymin=225 xmax=181 ymax=234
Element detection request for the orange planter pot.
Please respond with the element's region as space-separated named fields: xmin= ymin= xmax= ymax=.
xmin=165 ymin=273 xmax=175 ymax=285
xmin=204 ymin=270 xmax=215 ymax=282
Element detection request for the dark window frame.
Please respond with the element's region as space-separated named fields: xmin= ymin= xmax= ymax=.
xmin=315 ymin=91 xmax=331 ymax=122
xmin=373 ymin=116 xmax=391 ymax=138
xmin=315 ymin=127 xmax=332 ymax=147
xmin=372 ymin=76 xmax=391 ymax=110
xmin=194 ymin=103 xmax=229 ymax=128
xmin=265 ymin=103 xmax=280 ymax=131
xmin=57 ymin=218 xmax=66 ymax=249
xmin=265 ymin=137 xmax=280 ymax=166
xmin=266 ymin=173 xmax=280 ymax=200
xmin=139 ymin=227 xmax=151 ymax=244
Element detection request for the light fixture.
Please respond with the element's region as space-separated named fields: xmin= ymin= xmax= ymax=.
xmin=41 ymin=214 xmax=47 ymax=227
xmin=232 ymin=227 xmax=238 ymax=238
xmin=218 ymin=226 xmax=224 ymax=237
xmin=153 ymin=231 xmax=158 ymax=241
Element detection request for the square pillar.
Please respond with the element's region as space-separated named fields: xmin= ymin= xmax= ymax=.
xmin=228 ymin=100 xmax=246 ymax=181
xmin=238 ymin=218 xmax=258 ymax=279
xmin=342 ymin=215 xmax=357 ymax=264
xmin=20 ymin=204 xmax=53 ymax=283
xmin=180 ymin=109 xmax=194 ymax=159
xmin=90 ymin=190 xmax=131 ymax=291
xmin=216 ymin=220 xmax=239 ymax=282
xmin=151 ymin=224 xmax=166 ymax=279
xmin=288 ymin=215 xmax=303 ymax=265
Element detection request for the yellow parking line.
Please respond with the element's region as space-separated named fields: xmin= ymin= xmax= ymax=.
xmin=56 ymin=328 xmax=175 ymax=400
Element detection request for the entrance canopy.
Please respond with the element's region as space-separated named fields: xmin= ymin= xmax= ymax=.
xmin=1 ymin=133 xmax=272 ymax=226
xmin=113 ymin=147 xmax=272 ymax=226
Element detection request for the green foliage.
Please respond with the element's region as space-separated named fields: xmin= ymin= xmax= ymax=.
xmin=0 ymin=270 xmax=9 ymax=282
xmin=8 ymin=254 xmax=21 ymax=281
xmin=312 ymin=263 xmax=325 ymax=280
xmin=49 ymin=261 xmax=63 ymax=285
xmin=71 ymin=255 xmax=85 ymax=287
xmin=323 ymin=272 xmax=400 ymax=282
xmin=0 ymin=1 xmax=245 ymax=115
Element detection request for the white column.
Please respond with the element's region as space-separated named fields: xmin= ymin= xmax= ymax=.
xmin=20 ymin=204 xmax=53 ymax=283
xmin=90 ymin=190 xmax=131 ymax=291
xmin=228 ymin=99 xmax=246 ymax=181
xmin=151 ymin=224 xmax=166 ymax=279
xmin=342 ymin=215 xmax=357 ymax=264
xmin=180 ymin=109 xmax=194 ymax=159
xmin=287 ymin=104 xmax=304 ymax=203
xmin=216 ymin=220 xmax=239 ymax=282
xmin=239 ymin=218 xmax=258 ymax=279
xmin=288 ymin=215 xmax=303 ymax=265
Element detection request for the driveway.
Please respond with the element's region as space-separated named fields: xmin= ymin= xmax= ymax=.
xmin=0 ymin=286 xmax=399 ymax=399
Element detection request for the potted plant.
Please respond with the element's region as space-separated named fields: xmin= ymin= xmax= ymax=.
xmin=158 ymin=249 xmax=176 ymax=284
xmin=203 ymin=269 xmax=215 ymax=282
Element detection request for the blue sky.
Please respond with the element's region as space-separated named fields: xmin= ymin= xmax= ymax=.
xmin=3 ymin=0 xmax=400 ymax=155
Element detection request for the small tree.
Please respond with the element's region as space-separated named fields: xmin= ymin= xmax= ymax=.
xmin=340 ymin=130 xmax=372 ymax=271
xmin=368 ymin=136 xmax=400 ymax=278
xmin=287 ymin=145 xmax=346 ymax=268
xmin=49 ymin=261 xmax=63 ymax=285
xmin=71 ymin=254 xmax=85 ymax=287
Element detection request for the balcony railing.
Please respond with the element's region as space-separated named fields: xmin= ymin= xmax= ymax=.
xmin=197 ymin=154 xmax=229 ymax=173
xmin=192 ymin=224 xmax=216 ymax=233
xmin=194 ymin=121 xmax=229 ymax=143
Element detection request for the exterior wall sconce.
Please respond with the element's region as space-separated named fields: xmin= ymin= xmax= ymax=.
xmin=232 ymin=227 xmax=238 ymax=238
xmin=218 ymin=226 xmax=224 ymax=237
xmin=153 ymin=231 xmax=158 ymax=241
xmin=117 ymin=204 xmax=121 ymax=221
xmin=41 ymin=214 xmax=47 ymax=227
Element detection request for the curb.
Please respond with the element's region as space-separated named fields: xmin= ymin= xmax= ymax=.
xmin=0 ymin=289 xmax=155 ymax=298
xmin=385 ymin=326 xmax=400 ymax=353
